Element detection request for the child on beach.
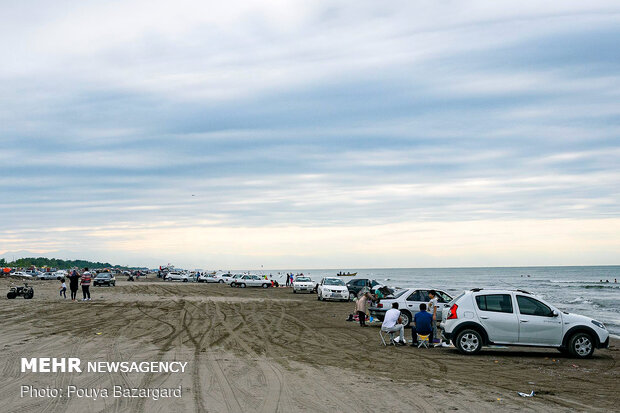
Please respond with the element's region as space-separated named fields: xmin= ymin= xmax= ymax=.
xmin=59 ymin=279 xmax=67 ymax=299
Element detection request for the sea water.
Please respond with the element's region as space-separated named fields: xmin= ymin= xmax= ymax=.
xmin=266 ymin=266 xmax=620 ymax=336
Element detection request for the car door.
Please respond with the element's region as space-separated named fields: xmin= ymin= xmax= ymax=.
xmin=515 ymin=295 xmax=563 ymax=345
xmin=472 ymin=293 xmax=519 ymax=344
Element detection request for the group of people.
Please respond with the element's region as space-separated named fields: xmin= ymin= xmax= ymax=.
xmin=351 ymin=288 xmax=443 ymax=347
xmin=284 ymin=273 xmax=304 ymax=286
xmin=58 ymin=267 xmax=92 ymax=301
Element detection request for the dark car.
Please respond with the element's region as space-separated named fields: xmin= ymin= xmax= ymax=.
xmin=345 ymin=278 xmax=382 ymax=300
xmin=93 ymin=273 xmax=116 ymax=287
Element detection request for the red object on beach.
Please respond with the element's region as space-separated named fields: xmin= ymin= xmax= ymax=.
xmin=3 ymin=267 xmax=10 ymax=273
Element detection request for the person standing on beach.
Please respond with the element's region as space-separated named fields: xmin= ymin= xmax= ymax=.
xmin=428 ymin=290 xmax=439 ymax=344
xmin=81 ymin=268 xmax=92 ymax=301
xmin=285 ymin=273 xmax=290 ymax=287
xmin=67 ymin=270 xmax=80 ymax=301
xmin=355 ymin=292 xmax=372 ymax=327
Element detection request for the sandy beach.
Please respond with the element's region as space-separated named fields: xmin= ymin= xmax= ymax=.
xmin=0 ymin=277 xmax=617 ymax=413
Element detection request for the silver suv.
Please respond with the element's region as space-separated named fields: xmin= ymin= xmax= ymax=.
xmin=440 ymin=289 xmax=610 ymax=358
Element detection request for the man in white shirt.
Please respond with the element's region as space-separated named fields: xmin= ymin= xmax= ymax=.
xmin=381 ymin=302 xmax=406 ymax=345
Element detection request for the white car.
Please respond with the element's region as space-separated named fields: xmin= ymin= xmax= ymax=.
xmin=292 ymin=276 xmax=316 ymax=293
xmin=317 ymin=277 xmax=349 ymax=301
xmin=441 ymin=288 xmax=610 ymax=358
xmin=38 ymin=271 xmax=62 ymax=280
xmin=369 ymin=288 xmax=453 ymax=327
xmin=197 ymin=273 xmax=217 ymax=283
xmin=12 ymin=271 xmax=34 ymax=278
xmin=230 ymin=275 xmax=271 ymax=288
xmin=165 ymin=272 xmax=191 ymax=282
xmin=226 ymin=274 xmax=244 ymax=285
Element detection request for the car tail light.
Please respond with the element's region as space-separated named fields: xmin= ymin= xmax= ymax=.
xmin=377 ymin=303 xmax=383 ymax=308
xmin=447 ymin=304 xmax=458 ymax=320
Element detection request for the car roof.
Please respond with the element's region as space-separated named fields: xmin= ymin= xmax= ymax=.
xmin=468 ymin=288 xmax=533 ymax=295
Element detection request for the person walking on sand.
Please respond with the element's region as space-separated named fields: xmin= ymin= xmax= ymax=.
xmin=67 ymin=269 xmax=80 ymax=301
xmin=59 ymin=278 xmax=67 ymax=299
xmin=355 ymin=292 xmax=372 ymax=327
xmin=81 ymin=268 xmax=92 ymax=301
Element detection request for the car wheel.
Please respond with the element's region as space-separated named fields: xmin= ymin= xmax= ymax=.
xmin=399 ymin=310 xmax=412 ymax=328
xmin=348 ymin=292 xmax=356 ymax=301
xmin=456 ymin=329 xmax=483 ymax=355
xmin=219 ymin=280 xmax=224 ymax=283
xmin=239 ymin=283 xmax=246 ymax=288
xmin=568 ymin=332 xmax=594 ymax=358
xmin=183 ymin=279 xmax=188 ymax=283
xmin=262 ymin=284 xmax=269 ymax=289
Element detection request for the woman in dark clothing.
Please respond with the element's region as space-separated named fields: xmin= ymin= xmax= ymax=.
xmin=67 ymin=270 xmax=80 ymax=301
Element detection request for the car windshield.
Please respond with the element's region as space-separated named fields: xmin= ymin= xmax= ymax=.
xmin=96 ymin=274 xmax=110 ymax=278
xmin=388 ymin=289 xmax=407 ymax=299
xmin=296 ymin=277 xmax=311 ymax=282
xmin=324 ymin=278 xmax=345 ymax=286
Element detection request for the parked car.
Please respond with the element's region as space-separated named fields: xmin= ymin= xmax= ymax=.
xmin=165 ymin=272 xmax=191 ymax=282
xmin=197 ymin=273 xmax=217 ymax=283
xmin=345 ymin=278 xmax=383 ymax=301
xmin=202 ymin=273 xmax=234 ymax=283
xmin=231 ymin=275 xmax=271 ymax=288
xmin=93 ymin=273 xmax=116 ymax=287
xmin=369 ymin=288 xmax=453 ymax=328
xmin=226 ymin=274 xmax=244 ymax=285
xmin=292 ymin=276 xmax=317 ymax=293
xmin=12 ymin=271 xmax=34 ymax=278
xmin=317 ymin=277 xmax=349 ymax=301
xmin=38 ymin=271 xmax=62 ymax=280
xmin=440 ymin=289 xmax=610 ymax=358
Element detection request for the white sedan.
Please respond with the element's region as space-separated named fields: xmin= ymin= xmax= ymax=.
xmin=165 ymin=272 xmax=192 ymax=282
xmin=292 ymin=276 xmax=316 ymax=294
xmin=231 ymin=275 xmax=271 ymax=288
xmin=12 ymin=271 xmax=34 ymax=278
xmin=38 ymin=271 xmax=62 ymax=280
xmin=317 ymin=277 xmax=349 ymax=301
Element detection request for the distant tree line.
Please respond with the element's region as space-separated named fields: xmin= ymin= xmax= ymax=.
xmin=0 ymin=257 xmax=144 ymax=270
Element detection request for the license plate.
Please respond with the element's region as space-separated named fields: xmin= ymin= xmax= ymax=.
xmin=331 ymin=293 xmax=339 ymax=297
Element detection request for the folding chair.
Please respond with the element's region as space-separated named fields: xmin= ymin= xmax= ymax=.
xmin=417 ymin=334 xmax=430 ymax=348
xmin=380 ymin=328 xmax=395 ymax=346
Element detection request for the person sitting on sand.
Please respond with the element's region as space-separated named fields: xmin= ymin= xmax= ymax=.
xmin=382 ymin=302 xmax=406 ymax=345
xmin=410 ymin=303 xmax=433 ymax=346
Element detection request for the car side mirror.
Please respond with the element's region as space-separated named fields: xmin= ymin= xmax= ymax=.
xmin=552 ymin=310 xmax=559 ymax=317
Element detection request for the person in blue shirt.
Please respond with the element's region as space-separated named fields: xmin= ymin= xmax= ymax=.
xmin=410 ymin=303 xmax=433 ymax=346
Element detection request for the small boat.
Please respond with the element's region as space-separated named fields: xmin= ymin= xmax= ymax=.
xmin=336 ymin=272 xmax=357 ymax=277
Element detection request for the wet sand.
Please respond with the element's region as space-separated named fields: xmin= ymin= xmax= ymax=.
xmin=0 ymin=277 xmax=617 ymax=412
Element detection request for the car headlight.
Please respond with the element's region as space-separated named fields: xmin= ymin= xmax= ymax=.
xmin=591 ymin=320 xmax=606 ymax=329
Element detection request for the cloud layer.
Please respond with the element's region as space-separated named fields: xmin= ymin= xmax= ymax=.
xmin=1 ymin=1 xmax=619 ymax=268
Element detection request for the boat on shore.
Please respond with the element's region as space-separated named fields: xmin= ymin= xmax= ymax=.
xmin=336 ymin=272 xmax=357 ymax=276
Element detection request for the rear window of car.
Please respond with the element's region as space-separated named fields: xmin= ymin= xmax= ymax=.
xmin=475 ymin=294 xmax=513 ymax=313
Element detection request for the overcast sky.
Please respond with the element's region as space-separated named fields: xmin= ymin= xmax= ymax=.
xmin=1 ymin=1 xmax=619 ymax=269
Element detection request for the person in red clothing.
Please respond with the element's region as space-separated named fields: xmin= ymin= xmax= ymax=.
xmin=81 ymin=267 xmax=92 ymax=301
